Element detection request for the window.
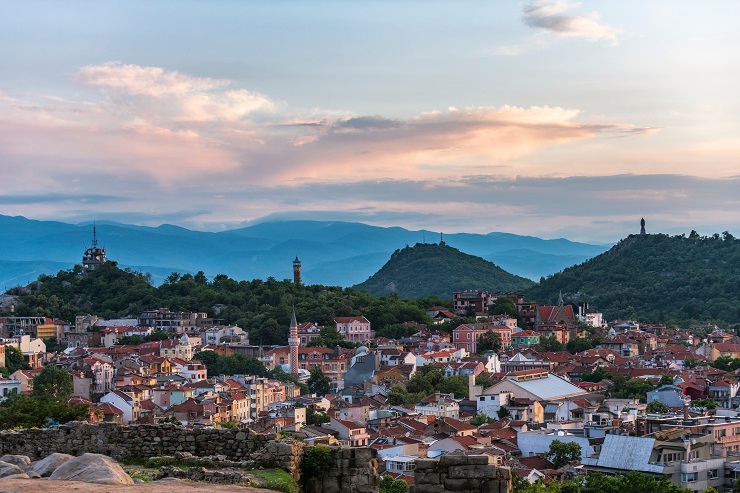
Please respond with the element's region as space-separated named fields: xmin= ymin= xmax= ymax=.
xmin=681 ymin=472 xmax=697 ymax=483
xmin=709 ymin=469 xmax=719 ymax=479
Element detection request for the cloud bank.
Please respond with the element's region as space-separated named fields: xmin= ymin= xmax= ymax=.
xmin=2 ymin=63 xmax=734 ymax=242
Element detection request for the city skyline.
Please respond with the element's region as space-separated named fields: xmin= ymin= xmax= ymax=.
xmin=1 ymin=1 xmax=739 ymax=242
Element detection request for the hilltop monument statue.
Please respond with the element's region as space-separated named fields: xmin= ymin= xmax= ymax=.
xmin=640 ymin=218 xmax=646 ymax=235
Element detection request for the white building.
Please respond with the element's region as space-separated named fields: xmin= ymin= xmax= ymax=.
xmin=0 ymin=377 xmax=21 ymax=402
xmin=414 ymin=391 xmax=460 ymax=419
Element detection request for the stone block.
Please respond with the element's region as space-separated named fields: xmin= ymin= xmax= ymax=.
xmin=466 ymin=455 xmax=490 ymax=465
xmin=414 ymin=484 xmax=445 ymax=493
xmin=446 ymin=464 xmax=490 ymax=479
xmin=414 ymin=459 xmax=439 ymax=471
xmin=439 ymin=455 xmax=469 ymax=467
xmin=444 ymin=477 xmax=480 ymax=490
xmin=481 ymin=479 xmax=504 ymax=493
xmin=414 ymin=472 xmax=440 ymax=484
xmin=352 ymin=448 xmax=375 ymax=460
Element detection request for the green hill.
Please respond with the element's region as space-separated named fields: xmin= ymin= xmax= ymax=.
xmin=526 ymin=232 xmax=740 ymax=325
xmin=353 ymin=242 xmax=535 ymax=299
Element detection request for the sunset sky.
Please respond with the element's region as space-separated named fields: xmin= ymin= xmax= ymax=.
xmin=1 ymin=1 xmax=739 ymax=242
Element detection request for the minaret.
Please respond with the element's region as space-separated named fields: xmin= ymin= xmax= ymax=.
xmin=288 ymin=307 xmax=300 ymax=377
xmin=640 ymin=218 xmax=646 ymax=235
xmin=293 ymin=256 xmax=302 ymax=285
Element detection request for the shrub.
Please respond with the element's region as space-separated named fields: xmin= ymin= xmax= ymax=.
xmin=303 ymin=445 xmax=332 ymax=480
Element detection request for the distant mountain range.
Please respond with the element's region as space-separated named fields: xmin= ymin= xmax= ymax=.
xmin=0 ymin=214 xmax=610 ymax=289
xmin=527 ymin=233 xmax=740 ymax=324
xmin=353 ymin=242 xmax=535 ymax=298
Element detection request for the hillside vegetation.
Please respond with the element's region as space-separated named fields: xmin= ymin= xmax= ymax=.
xmin=353 ymin=242 xmax=535 ymax=299
xmin=527 ymin=232 xmax=740 ymax=325
xmin=3 ymin=262 xmax=445 ymax=346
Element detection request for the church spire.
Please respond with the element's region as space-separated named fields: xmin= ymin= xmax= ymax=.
xmin=558 ymin=290 xmax=564 ymax=308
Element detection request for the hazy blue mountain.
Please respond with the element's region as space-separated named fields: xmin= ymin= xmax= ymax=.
xmin=0 ymin=215 xmax=610 ymax=288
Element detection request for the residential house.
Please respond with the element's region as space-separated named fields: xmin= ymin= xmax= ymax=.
xmin=334 ymin=316 xmax=373 ymax=342
xmin=327 ymin=417 xmax=370 ymax=447
xmin=511 ymin=331 xmax=540 ymax=349
xmin=453 ymin=323 xmax=513 ymax=354
xmin=100 ymin=389 xmax=141 ymax=423
xmin=415 ymin=392 xmax=460 ymax=419
xmin=452 ymin=291 xmax=496 ymax=316
xmin=480 ymin=370 xmax=587 ymax=424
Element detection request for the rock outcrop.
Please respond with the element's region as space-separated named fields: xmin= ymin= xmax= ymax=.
xmin=48 ymin=453 xmax=134 ymax=485
xmin=0 ymin=461 xmax=25 ymax=479
xmin=30 ymin=452 xmax=74 ymax=477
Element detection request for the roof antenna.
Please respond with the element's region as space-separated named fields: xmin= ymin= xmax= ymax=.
xmin=92 ymin=220 xmax=98 ymax=248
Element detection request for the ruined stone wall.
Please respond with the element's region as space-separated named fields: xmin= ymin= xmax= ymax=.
xmin=303 ymin=446 xmax=380 ymax=493
xmin=412 ymin=455 xmax=512 ymax=493
xmin=0 ymin=422 xmax=302 ymax=479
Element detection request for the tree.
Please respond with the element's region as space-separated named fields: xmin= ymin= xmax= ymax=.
xmin=0 ymin=393 xmax=90 ymax=429
xmin=566 ymin=338 xmax=594 ymax=354
xmin=306 ymin=407 xmax=330 ymax=426
xmin=43 ymin=337 xmax=67 ymax=353
xmin=33 ymin=364 xmax=73 ymax=400
xmin=581 ymin=366 xmax=609 ymax=383
xmin=645 ymin=401 xmax=669 ymax=414
xmin=683 ymin=357 xmax=703 ymax=369
xmin=477 ymin=330 xmax=503 ymax=354
xmin=475 ymin=374 xmax=491 ymax=388
xmin=379 ymin=475 xmax=409 ymax=493
xmin=658 ymin=374 xmax=674 ymax=386
xmin=307 ymin=366 xmax=332 ymax=396
xmin=312 ymin=326 xmax=344 ymax=348
xmin=545 ymin=440 xmax=582 ymax=468
xmin=538 ymin=337 xmax=564 ymax=352
xmin=388 ymin=385 xmax=415 ymax=405
xmin=469 ymin=413 xmax=495 ymax=426
xmin=497 ymin=406 xmax=511 ymax=419
xmin=3 ymin=346 xmax=29 ymax=374
xmin=489 ymin=297 xmax=519 ymax=317
xmin=692 ymin=398 xmax=718 ymax=410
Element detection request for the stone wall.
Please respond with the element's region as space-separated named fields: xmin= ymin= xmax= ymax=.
xmin=0 ymin=422 xmax=302 ymax=480
xmin=412 ymin=455 xmax=512 ymax=493
xmin=303 ymin=446 xmax=380 ymax=493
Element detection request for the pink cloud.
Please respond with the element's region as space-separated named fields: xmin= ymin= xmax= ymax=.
xmin=0 ymin=63 xmax=656 ymax=189
xmin=523 ymin=1 xmax=623 ymax=44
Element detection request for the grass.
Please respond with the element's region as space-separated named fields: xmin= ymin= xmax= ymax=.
xmin=122 ymin=465 xmax=159 ymax=482
xmin=248 ymin=468 xmax=299 ymax=493
xmin=121 ymin=457 xmax=298 ymax=493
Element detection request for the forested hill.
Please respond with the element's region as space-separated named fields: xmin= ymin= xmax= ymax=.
xmin=526 ymin=232 xmax=740 ymax=325
xmin=353 ymin=242 xmax=535 ymax=299
xmin=2 ymin=262 xmax=446 ymax=346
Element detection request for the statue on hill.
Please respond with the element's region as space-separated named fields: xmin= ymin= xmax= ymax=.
xmin=640 ymin=218 xmax=646 ymax=235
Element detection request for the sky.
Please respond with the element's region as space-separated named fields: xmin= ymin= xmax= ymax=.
xmin=1 ymin=1 xmax=739 ymax=243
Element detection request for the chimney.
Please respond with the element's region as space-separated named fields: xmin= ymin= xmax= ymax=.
xmin=683 ymin=402 xmax=689 ymax=420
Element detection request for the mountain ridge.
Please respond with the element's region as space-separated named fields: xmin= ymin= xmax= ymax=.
xmin=0 ymin=214 xmax=610 ymax=288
